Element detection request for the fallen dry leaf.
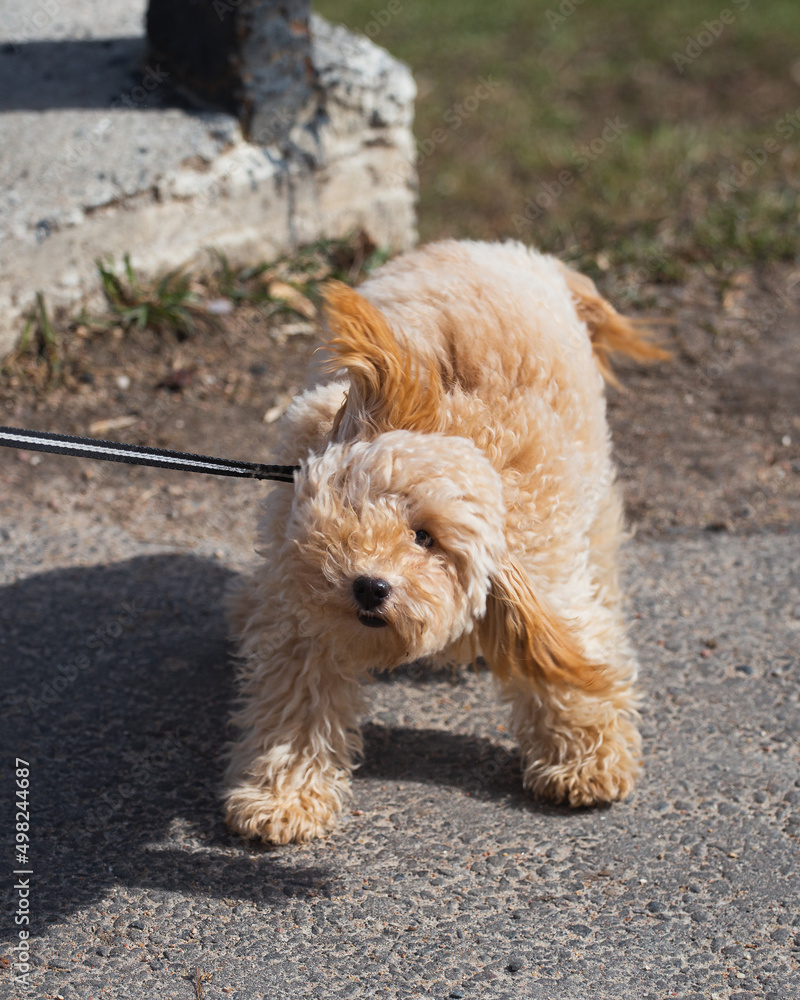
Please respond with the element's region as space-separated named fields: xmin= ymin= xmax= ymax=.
xmin=267 ymin=281 xmax=317 ymax=319
xmin=88 ymin=415 xmax=139 ymax=435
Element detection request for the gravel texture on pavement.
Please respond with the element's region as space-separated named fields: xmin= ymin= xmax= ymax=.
xmin=1 ymin=515 xmax=798 ymax=999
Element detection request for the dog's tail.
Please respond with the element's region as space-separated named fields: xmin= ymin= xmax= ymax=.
xmin=560 ymin=264 xmax=670 ymax=385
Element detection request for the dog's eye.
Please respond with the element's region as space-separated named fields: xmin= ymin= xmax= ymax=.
xmin=414 ymin=529 xmax=435 ymax=549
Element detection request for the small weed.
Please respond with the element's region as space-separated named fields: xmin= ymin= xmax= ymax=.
xmin=206 ymin=249 xmax=273 ymax=305
xmin=203 ymin=230 xmax=386 ymax=307
xmin=2 ymin=291 xmax=62 ymax=383
xmin=278 ymin=231 xmax=386 ymax=282
xmin=96 ymin=254 xmax=204 ymax=339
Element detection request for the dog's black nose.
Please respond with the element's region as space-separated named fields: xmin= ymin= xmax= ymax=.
xmin=352 ymin=576 xmax=392 ymax=611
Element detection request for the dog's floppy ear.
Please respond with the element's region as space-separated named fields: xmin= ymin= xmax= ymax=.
xmin=322 ymin=281 xmax=444 ymax=436
xmin=559 ymin=263 xmax=670 ymax=385
xmin=478 ymin=556 xmax=614 ymax=695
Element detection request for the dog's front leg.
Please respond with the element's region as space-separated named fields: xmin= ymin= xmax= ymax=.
xmin=224 ymin=631 xmax=364 ymax=844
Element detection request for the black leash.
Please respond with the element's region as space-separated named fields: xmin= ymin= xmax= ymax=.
xmin=0 ymin=425 xmax=299 ymax=483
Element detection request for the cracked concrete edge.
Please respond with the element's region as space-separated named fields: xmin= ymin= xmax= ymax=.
xmin=0 ymin=13 xmax=418 ymax=356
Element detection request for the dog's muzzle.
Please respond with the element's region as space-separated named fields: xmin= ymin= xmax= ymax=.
xmin=352 ymin=576 xmax=391 ymax=628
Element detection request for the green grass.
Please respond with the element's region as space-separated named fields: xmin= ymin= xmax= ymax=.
xmin=316 ymin=0 xmax=800 ymax=275
xmin=96 ymin=254 xmax=203 ymax=338
xmin=2 ymin=292 xmax=62 ymax=382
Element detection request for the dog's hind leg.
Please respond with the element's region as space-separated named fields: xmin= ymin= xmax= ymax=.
xmin=479 ymin=556 xmax=641 ymax=806
xmin=501 ymin=634 xmax=641 ymax=808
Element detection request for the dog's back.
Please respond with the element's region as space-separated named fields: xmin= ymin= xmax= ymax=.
xmin=356 ymin=239 xmax=664 ymax=397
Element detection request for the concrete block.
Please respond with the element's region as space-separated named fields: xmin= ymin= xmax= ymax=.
xmin=0 ymin=1 xmax=417 ymax=356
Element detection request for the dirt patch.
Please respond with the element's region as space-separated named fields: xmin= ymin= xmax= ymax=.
xmin=1 ymin=262 xmax=798 ymax=549
xmin=608 ymin=262 xmax=800 ymax=534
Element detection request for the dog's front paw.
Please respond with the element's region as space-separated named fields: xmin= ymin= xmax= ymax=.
xmin=522 ymin=718 xmax=641 ymax=807
xmin=224 ymin=782 xmax=345 ymax=844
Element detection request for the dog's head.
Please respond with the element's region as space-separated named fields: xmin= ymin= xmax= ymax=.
xmin=287 ymin=429 xmax=507 ymax=665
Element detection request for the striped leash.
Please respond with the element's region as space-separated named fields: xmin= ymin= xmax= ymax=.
xmin=0 ymin=425 xmax=299 ymax=483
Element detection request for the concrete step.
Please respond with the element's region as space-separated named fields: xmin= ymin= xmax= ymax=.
xmin=0 ymin=0 xmax=417 ymax=355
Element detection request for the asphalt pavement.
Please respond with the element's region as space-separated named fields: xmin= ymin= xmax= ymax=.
xmin=1 ymin=509 xmax=798 ymax=999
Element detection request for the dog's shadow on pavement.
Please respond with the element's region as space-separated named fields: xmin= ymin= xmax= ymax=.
xmin=0 ymin=554 xmax=337 ymax=936
xmin=1 ymin=554 xmax=544 ymax=936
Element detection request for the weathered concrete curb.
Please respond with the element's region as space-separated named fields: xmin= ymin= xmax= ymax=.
xmin=0 ymin=4 xmax=417 ymax=355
